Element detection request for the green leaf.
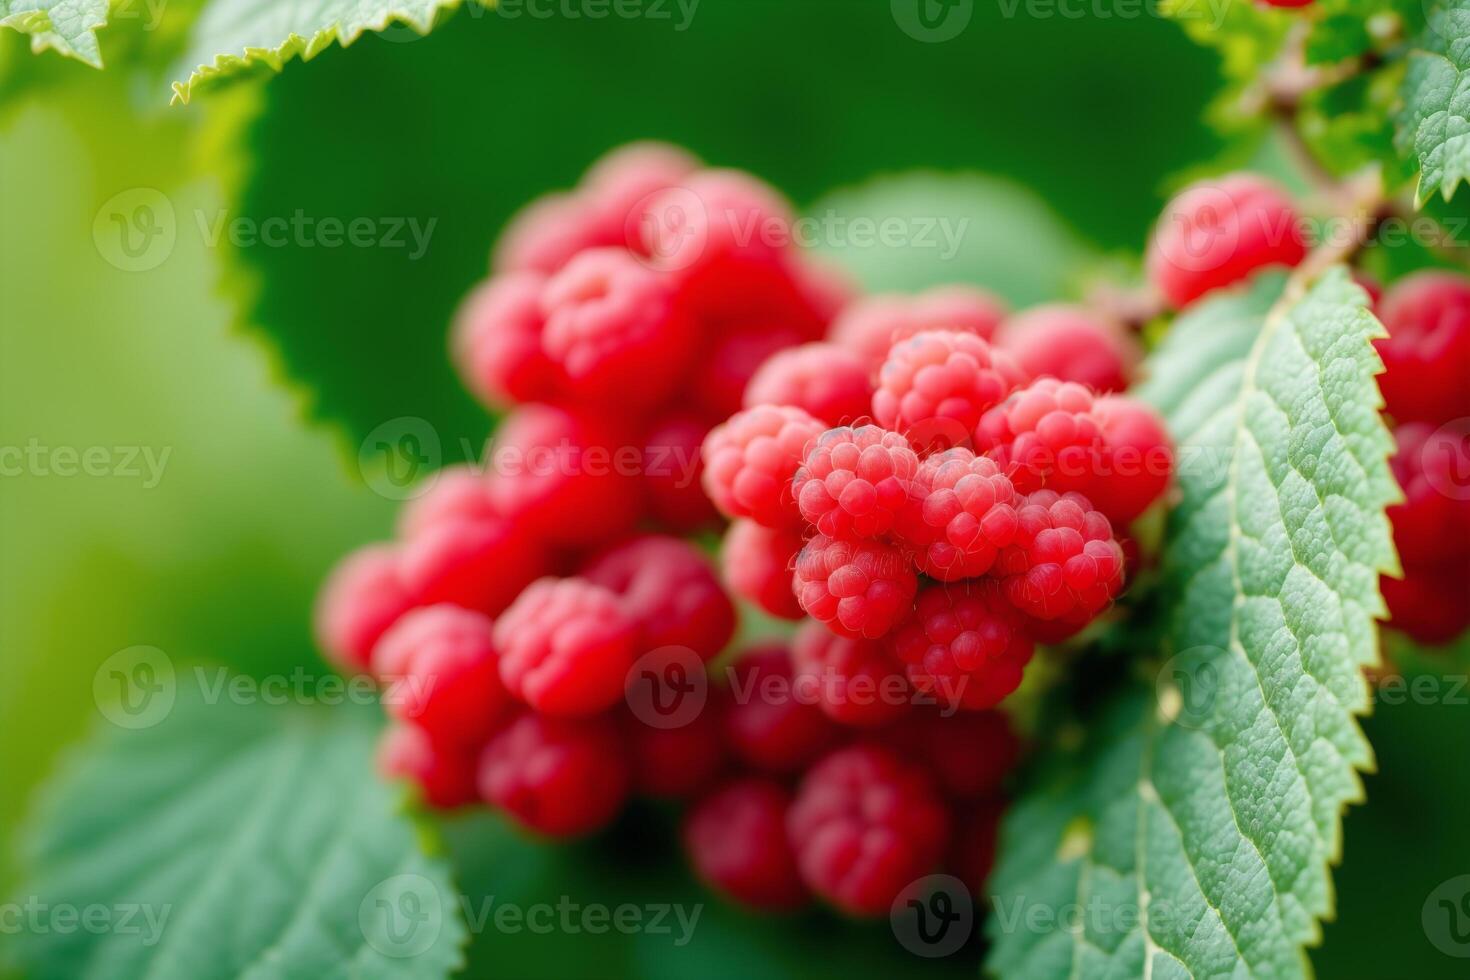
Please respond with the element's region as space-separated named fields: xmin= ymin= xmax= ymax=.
xmin=0 ymin=0 xmax=107 ymax=67
xmin=8 ymin=692 xmax=466 ymax=979
xmin=987 ymin=269 xmax=1397 ymax=979
xmin=1397 ymin=0 xmax=1470 ymax=203
xmin=170 ymin=0 xmax=491 ymax=103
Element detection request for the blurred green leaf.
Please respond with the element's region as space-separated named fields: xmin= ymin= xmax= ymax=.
xmin=8 ymin=693 xmax=465 ymax=979
xmin=0 ymin=0 xmax=107 ymax=66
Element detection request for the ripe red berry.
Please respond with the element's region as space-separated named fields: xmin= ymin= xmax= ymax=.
xmin=701 ymin=404 xmax=824 ymax=529
xmin=900 ymin=447 xmax=1019 ymax=581
xmin=314 ymin=544 xmax=413 ymax=675
xmin=998 ymin=490 xmax=1125 ymax=623
xmin=493 ymin=192 xmax=615 ymax=277
xmin=396 ymin=465 xmax=499 ymax=540
xmin=373 ymin=605 xmax=508 ymax=747
xmin=488 ymin=404 xmax=642 ymax=548
xmin=1085 ymin=395 xmax=1175 ymax=525
xmin=975 ymin=377 xmax=1105 ymax=495
xmin=792 ymin=534 xmax=919 ymax=640
xmin=791 ymin=619 xmax=912 ymax=727
xmin=721 ymin=645 xmax=840 ymax=775
xmin=378 ymin=723 xmax=481 ymax=811
xmin=398 ymin=514 xmax=550 ymax=619
xmin=621 ymin=705 xmax=726 ymax=799
xmin=1375 ymin=271 xmax=1470 ymax=425
xmin=1388 ymin=422 xmax=1470 ymax=567
xmin=540 ymin=248 xmax=694 ymax=409
xmin=690 ymin=322 xmax=811 ymax=422
xmin=1147 ymin=173 xmax=1308 ymax=309
xmin=638 ymin=169 xmax=793 ymax=274
xmin=451 ymin=271 xmax=558 ymax=407
xmin=582 ymin=141 xmax=700 ymax=244
xmin=786 ymin=744 xmax=950 ymax=917
xmin=995 ymin=304 xmax=1139 ymax=394
xmin=581 ymin=535 xmax=736 ymax=662
xmin=1258 ymin=0 xmax=1314 ymax=8
xmin=684 ymin=778 xmax=809 ymax=911
xmin=893 ymin=708 xmax=1020 ymax=800
xmin=494 ymin=577 xmax=640 ymax=716
xmin=743 ymin=342 xmax=875 ymax=427
xmin=720 ymin=519 xmax=805 ymax=621
xmin=1382 ymin=556 xmax=1470 ymax=645
xmin=888 ymin=584 xmax=1035 ymax=711
xmin=479 ymin=711 xmax=630 ymax=837
xmin=640 ymin=414 xmax=720 ymax=533
xmin=792 ymin=425 xmax=922 ymax=540
xmin=872 ymin=330 xmax=1025 ymax=452
xmin=828 ymin=286 xmax=1009 ymax=370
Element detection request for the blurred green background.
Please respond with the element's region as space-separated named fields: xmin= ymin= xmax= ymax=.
xmin=2 ymin=2 xmax=1465 ymax=976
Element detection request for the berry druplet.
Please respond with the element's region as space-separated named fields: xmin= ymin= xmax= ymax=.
xmin=872 ymin=330 xmax=1024 ymax=452
xmin=720 ymin=519 xmax=806 ymax=621
xmin=792 ymin=534 xmax=919 ymax=640
xmin=743 ymin=342 xmax=875 ymax=427
xmin=581 ymin=535 xmax=736 ymax=662
xmin=315 ymin=544 xmax=414 ymax=676
xmin=373 ymin=604 xmax=508 ymax=747
xmin=792 ymin=424 xmax=922 ymax=540
xmin=684 ymin=777 xmax=809 ymax=911
xmin=701 ymin=404 xmax=824 ymax=529
xmin=995 ymin=304 xmax=1139 ymax=393
xmin=791 ymin=619 xmax=912 ymax=727
xmin=888 ymin=584 xmax=1034 ymax=711
xmin=479 ymin=711 xmax=630 ymax=837
xmin=828 ymin=286 xmax=1008 ymax=371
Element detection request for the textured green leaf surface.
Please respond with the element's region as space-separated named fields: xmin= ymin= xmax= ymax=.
xmin=0 ymin=0 xmax=106 ymax=66
xmin=8 ymin=694 xmax=466 ymax=980
xmin=171 ymin=0 xmax=491 ymax=103
xmin=986 ymin=270 xmax=1396 ymax=979
xmin=1398 ymin=0 xmax=1470 ymax=202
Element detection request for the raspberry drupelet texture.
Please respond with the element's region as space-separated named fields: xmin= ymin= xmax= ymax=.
xmin=373 ymin=604 xmax=508 ymax=747
xmin=720 ymin=519 xmax=805 ymax=621
xmin=488 ymin=403 xmax=642 ymax=548
xmin=701 ymin=404 xmax=824 ymax=529
xmin=1389 ymin=422 xmax=1470 ymax=567
xmin=792 ymin=534 xmax=919 ymax=640
xmin=1085 ymin=395 xmax=1175 ymax=525
xmin=792 ymin=425 xmax=921 ymax=540
xmin=684 ymin=778 xmax=809 ymax=911
xmin=314 ymin=544 xmax=414 ymax=675
xmin=396 ymin=465 xmax=500 ymax=540
xmin=872 ymin=330 xmax=1025 ymax=452
xmin=828 ymin=286 xmax=1009 ymax=370
xmin=995 ymin=304 xmax=1139 ymax=394
xmin=398 ymin=514 xmax=550 ymax=619
xmin=786 ymin=744 xmax=950 ymax=917
xmin=640 ymin=414 xmax=720 ymax=533
xmin=451 ymin=271 xmax=558 ymax=408
xmin=888 ymin=584 xmax=1035 ymax=711
xmin=900 ymin=447 xmax=1019 ymax=581
xmin=493 ymin=577 xmax=640 ymax=716
xmin=1147 ymin=173 xmax=1308 ymax=309
xmin=637 ymin=168 xmax=794 ymax=274
xmin=540 ymin=247 xmax=694 ymax=409
xmin=998 ymin=490 xmax=1125 ymax=623
xmin=743 ymin=342 xmax=875 ymax=427
xmin=378 ymin=723 xmax=481 ymax=811
xmin=479 ymin=711 xmax=630 ymax=837
xmin=1375 ymin=271 xmax=1470 ymax=424
xmin=581 ymin=535 xmax=736 ymax=662
xmin=621 ymin=704 xmax=726 ymax=800
xmin=791 ymin=620 xmax=911 ymax=727
xmin=975 ymin=377 xmax=1105 ymax=495
xmin=721 ymin=646 xmax=840 ymax=775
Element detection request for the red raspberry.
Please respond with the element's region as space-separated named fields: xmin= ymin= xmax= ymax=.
xmin=640 ymin=414 xmax=719 ymax=533
xmin=786 ymin=744 xmax=950 ymax=917
xmin=488 ymin=404 xmax=642 ymax=548
xmin=892 ymin=708 xmax=1020 ymax=800
xmin=621 ymin=710 xmax=726 ymax=800
xmin=540 ymin=248 xmax=694 ymax=408
xmin=872 ymin=330 xmax=1024 ymax=452
xmin=1383 ymin=556 xmax=1470 ymax=645
xmin=451 ymin=271 xmax=558 ymax=407
xmin=1375 ymin=271 xmax=1470 ymax=425
xmin=975 ymin=377 xmax=1105 ymax=494
xmin=396 ymin=464 xmax=498 ymax=539
xmin=1147 ymin=173 xmax=1308 ymax=309
xmin=743 ymin=342 xmax=875 ymax=427
xmin=998 ymin=490 xmax=1125 ymax=623
xmin=638 ymin=169 xmax=793 ymax=274
xmin=792 ymin=534 xmax=918 ymax=640
xmin=493 ymin=192 xmax=615 ymax=276
xmin=690 ymin=323 xmax=810 ymax=422
xmin=494 ymin=577 xmax=640 ymax=716
xmin=314 ymin=544 xmax=413 ymax=675
xmin=701 ymin=404 xmax=824 ymax=529
xmin=792 ymin=254 xmax=859 ymax=325
xmin=1389 ymin=422 xmax=1470 ymax=567
xmin=888 ymin=584 xmax=1034 ymax=711
xmin=582 ymin=141 xmax=699 ymax=242
xmin=950 ymin=799 xmax=1005 ymax=898
xmin=791 ymin=620 xmax=911 ymax=727
xmin=581 ymin=535 xmax=736 ymax=661
xmin=378 ymin=723 xmax=480 ymax=811
xmin=1085 ymin=395 xmax=1175 ymax=525
xmin=829 ymin=286 xmax=1009 ymax=370
xmin=479 ymin=711 xmax=630 ymax=837
xmin=721 ymin=645 xmax=840 ymax=775
xmin=900 ymin=448 xmax=1019 ymax=581
xmin=373 ymin=605 xmax=508 ymax=747
xmin=398 ymin=514 xmax=550 ymax=619
xmin=684 ymin=778 xmax=809 ymax=911
xmin=720 ymin=519 xmax=805 ymax=621
xmin=1259 ymin=0 xmax=1314 ymax=8
xmin=994 ymin=304 xmax=1139 ymax=394
xmin=792 ymin=425 xmax=921 ymax=540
